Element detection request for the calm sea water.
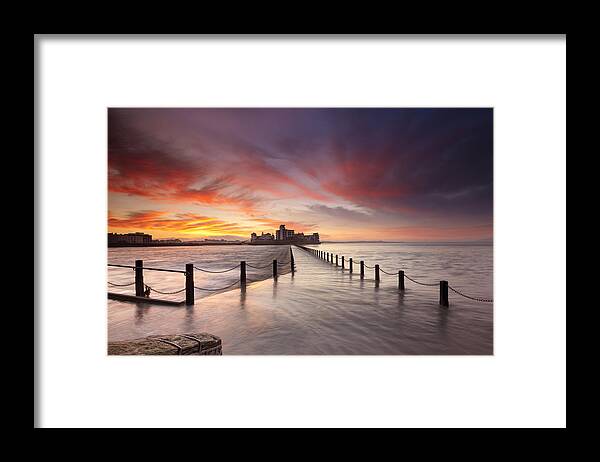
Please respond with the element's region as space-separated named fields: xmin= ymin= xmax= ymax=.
xmin=108 ymin=242 xmax=493 ymax=354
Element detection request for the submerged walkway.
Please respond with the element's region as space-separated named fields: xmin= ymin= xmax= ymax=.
xmin=108 ymin=248 xmax=493 ymax=354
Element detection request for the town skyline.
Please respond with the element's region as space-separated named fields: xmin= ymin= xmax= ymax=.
xmin=108 ymin=108 xmax=493 ymax=242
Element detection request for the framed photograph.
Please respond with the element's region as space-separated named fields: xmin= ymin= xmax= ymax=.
xmin=35 ymin=34 xmax=566 ymax=428
xmin=106 ymin=107 xmax=494 ymax=356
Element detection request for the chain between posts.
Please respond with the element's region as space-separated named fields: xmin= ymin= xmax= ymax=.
xmin=107 ymin=281 xmax=135 ymax=287
xmin=448 ymin=285 xmax=493 ymax=303
xmin=301 ymin=246 xmax=492 ymax=303
xmin=193 ymin=264 xmax=240 ymax=273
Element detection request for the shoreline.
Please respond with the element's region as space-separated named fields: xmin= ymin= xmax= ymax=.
xmin=108 ymin=241 xmax=320 ymax=248
xmin=108 ymin=242 xmax=245 ymax=248
xmin=108 ymin=240 xmax=492 ymax=249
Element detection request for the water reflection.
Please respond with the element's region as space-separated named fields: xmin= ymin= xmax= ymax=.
xmin=183 ymin=305 xmax=195 ymax=331
xmin=134 ymin=303 xmax=149 ymax=323
xmin=437 ymin=306 xmax=449 ymax=332
xmin=397 ymin=290 xmax=405 ymax=306
xmin=109 ymin=242 xmax=493 ymax=354
xmin=240 ymin=286 xmax=247 ymax=309
xmin=272 ymin=277 xmax=278 ymax=299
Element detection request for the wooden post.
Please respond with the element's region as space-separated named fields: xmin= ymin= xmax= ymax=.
xmin=185 ymin=263 xmax=194 ymax=305
xmin=375 ymin=264 xmax=380 ymax=282
xmin=398 ymin=270 xmax=405 ymax=291
xmin=273 ymin=259 xmax=278 ymax=278
xmin=135 ymin=259 xmax=144 ymax=296
xmin=360 ymin=260 xmax=364 ymax=279
xmin=240 ymin=261 xmax=246 ymax=288
xmin=440 ymin=280 xmax=449 ymax=307
xmin=327 ymin=252 xmax=330 ymax=263
xmin=290 ymin=248 xmax=295 ymax=272
xmin=349 ymin=258 xmax=353 ymax=273
xmin=341 ymin=256 xmax=345 ymax=269
xmin=335 ymin=255 xmax=338 ymax=266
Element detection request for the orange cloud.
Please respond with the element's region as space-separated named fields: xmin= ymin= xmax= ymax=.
xmin=108 ymin=211 xmax=252 ymax=237
xmin=107 ymin=108 xmax=493 ymax=242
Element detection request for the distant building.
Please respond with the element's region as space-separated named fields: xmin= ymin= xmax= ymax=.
xmin=252 ymin=224 xmax=319 ymax=244
xmin=275 ymin=224 xmax=296 ymax=240
xmin=108 ymin=232 xmax=152 ymax=245
xmin=251 ymin=232 xmax=274 ymax=241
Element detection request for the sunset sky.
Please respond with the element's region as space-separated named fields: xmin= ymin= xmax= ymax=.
xmin=108 ymin=108 xmax=493 ymax=241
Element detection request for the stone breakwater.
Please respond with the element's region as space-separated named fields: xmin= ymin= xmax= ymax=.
xmin=108 ymin=332 xmax=222 ymax=355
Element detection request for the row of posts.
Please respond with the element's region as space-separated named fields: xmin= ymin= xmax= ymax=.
xmin=304 ymin=248 xmax=449 ymax=307
xmin=133 ymin=259 xmax=197 ymax=306
xmin=131 ymin=248 xmax=296 ymax=306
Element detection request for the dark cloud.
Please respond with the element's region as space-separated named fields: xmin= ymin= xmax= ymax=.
xmin=286 ymin=108 xmax=493 ymax=217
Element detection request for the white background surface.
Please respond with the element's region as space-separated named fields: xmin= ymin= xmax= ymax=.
xmin=36 ymin=35 xmax=566 ymax=428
